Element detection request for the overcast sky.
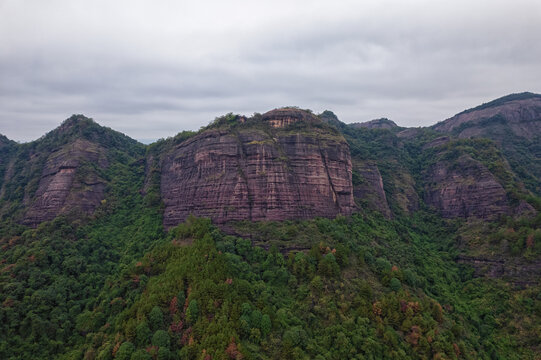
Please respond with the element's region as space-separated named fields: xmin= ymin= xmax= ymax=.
xmin=1 ymin=0 xmax=540 ymax=143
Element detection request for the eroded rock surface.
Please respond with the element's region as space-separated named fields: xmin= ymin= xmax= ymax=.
xmin=424 ymin=155 xmax=509 ymax=219
xmin=161 ymin=109 xmax=355 ymax=228
xmin=23 ymin=139 xmax=108 ymax=226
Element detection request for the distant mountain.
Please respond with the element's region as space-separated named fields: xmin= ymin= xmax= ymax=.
xmin=351 ymin=118 xmax=399 ymax=130
xmin=0 ymin=133 xmax=14 ymax=147
xmin=433 ymin=92 xmax=541 ymax=139
xmin=433 ymin=92 xmax=541 ymax=195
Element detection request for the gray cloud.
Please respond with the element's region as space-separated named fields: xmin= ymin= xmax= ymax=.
xmin=1 ymin=0 xmax=541 ymax=142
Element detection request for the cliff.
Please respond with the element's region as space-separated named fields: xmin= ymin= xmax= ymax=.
xmin=0 ymin=115 xmax=144 ymax=227
xmin=161 ymin=108 xmax=355 ymax=228
xmin=352 ymin=161 xmax=392 ymax=218
xmin=424 ymin=154 xmax=510 ymax=219
xmin=23 ymin=138 xmax=108 ymax=226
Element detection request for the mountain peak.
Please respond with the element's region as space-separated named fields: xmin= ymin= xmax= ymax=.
xmin=457 ymin=92 xmax=541 ymax=116
xmin=319 ymin=110 xmax=346 ymax=129
xmin=39 ymin=114 xmax=141 ymax=152
xmin=433 ymin=92 xmax=541 ymax=139
xmin=351 ymin=118 xmax=398 ymax=130
xmin=59 ymin=114 xmax=95 ymax=129
xmin=0 ymin=133 xmax=14 ymax=148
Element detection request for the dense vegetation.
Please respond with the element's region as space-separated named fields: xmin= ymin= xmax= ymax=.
xmin=3 ymin=209 xmax=540 ymax=359
xmin=1 ymin=108 xmax=540 ymax=359
xmin=0 ymin=139 xmax=162 ymax=359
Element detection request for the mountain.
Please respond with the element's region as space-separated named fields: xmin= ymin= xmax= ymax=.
xmin=0 ymin=133 xmax=14 ymax=148
xmin=351 ymin=118 xmax=399 ymax=130
xmin=0 ymin=115 xmax=144 ymax=226
xmin=159 ymin=108 xmax=355 ymax=229
xmin=433 ymin=92 xmax=541 ymax=194
xmin=0 ymin=97 xmax=540 ymax=360
xmin=432 ymin=92 xmax=541 ymax=139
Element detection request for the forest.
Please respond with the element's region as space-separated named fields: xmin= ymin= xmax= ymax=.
xmin=1 ymin=99 xmax=541 ymax=359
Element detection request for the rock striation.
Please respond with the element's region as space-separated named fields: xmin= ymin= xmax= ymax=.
xmin=23 ymin=139 xmax=108 ymax=226
xmin=424 ymin=155 xmax=509 ymax=219
xmin=261 ymin=108 xmax=320 ymax=128
xmin=161 ymin=109 xmax=355 ymax=228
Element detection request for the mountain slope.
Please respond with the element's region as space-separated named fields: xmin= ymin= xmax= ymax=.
xmin=0 ymin=134 xmax=16 ymax=199
xmin=351 ymin=118 xmax=399 ymax=130
xmin=433 ymin=92 xmax=541 ymax=194
xmin=0 ymin=115 xmax=144 ymax=226
xmin=0 ymin=99 xmax=540 ymax=359
xmin=433 ymin=92 xmax=541 ymax=139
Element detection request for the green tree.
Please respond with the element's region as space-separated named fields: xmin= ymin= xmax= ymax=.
xmin=261 ymin=314 xmax=271 ymax=337
xmin=152 ymin=330 xmax=170 ymax=348
xmin=115 ymin=342 xmax=135 ymax=360
xmin=148 ymin=306 xmax=164 ymax=332
xmin=186 ymin=299 xmax=199 ymax=324
xmin=157 ymin=347 xmax=171 ymax=360
xmin=390 ymin=278 xmax=401 ymax=292
xmin=130 ymin=349 xmax=151 ymax=360
xmin=135 ymin=321 xmax=151 ymax=347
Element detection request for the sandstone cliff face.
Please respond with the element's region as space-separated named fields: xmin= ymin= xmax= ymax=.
xmin=352 ymin=162 xmax=392 ymax=218
xmin=23 ymin=139 xmax=108 ymax=226
xmin=261 ymin=108 xmax=319 ymax=128
xmin=433 ymin=95 xmax=541 ymax=140
xmin=161 ymin=109 xmax=355 ymax=228
xmin=424 ymin=155 xmax=509 ymax=219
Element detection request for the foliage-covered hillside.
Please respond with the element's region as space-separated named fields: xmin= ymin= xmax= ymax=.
xmin=1 ymin=97 xmax=540 ymax=359
xmin=2 ymin=211 xmax=540 ymax=359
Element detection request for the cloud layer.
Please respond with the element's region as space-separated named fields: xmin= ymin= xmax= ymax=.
xmin=1 ymin=0 xmax=540 ymax=142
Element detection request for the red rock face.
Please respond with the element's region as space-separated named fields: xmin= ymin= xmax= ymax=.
xmin=424 ymin=155 xmax=509 ymax=219
xmin=261 ymin=108 xmax=319 ymax=128
xmin=23 ymin=139 xmax=108 ymax=226
xmin=161 ymin=110 xmax=355 ymax=228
